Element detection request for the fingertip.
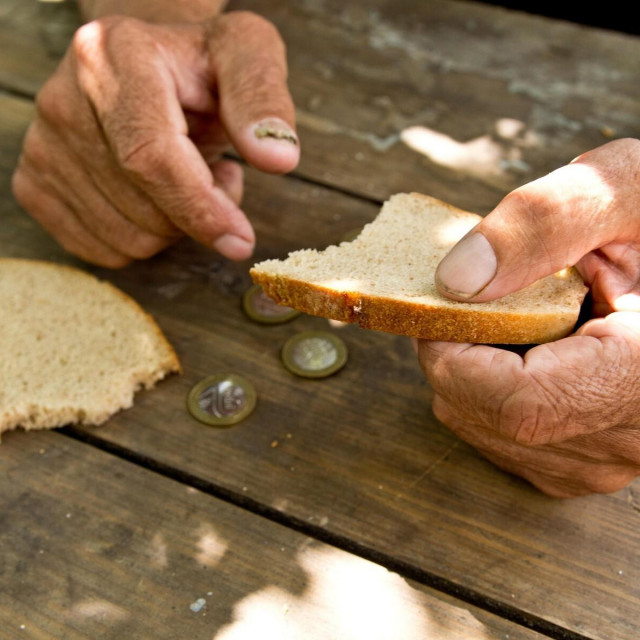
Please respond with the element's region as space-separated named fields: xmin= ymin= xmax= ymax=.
xmin=212 ymin=233 xmax=255 ymax=261
xmin=435 ymin=232 xmax=498 ymax=301
xmin=577 ymin=312 xmax=640 ymax=339
xmin=238 ymin=118 xmax=300 ymax=174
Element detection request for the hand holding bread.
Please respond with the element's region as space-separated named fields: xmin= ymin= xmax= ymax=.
xmin=251 ymin=193 xmax=587 ymax=344
xmin=417 ymin=139 xmax=640 ymax=497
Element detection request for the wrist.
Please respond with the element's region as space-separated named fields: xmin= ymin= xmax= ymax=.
xmin=78 ymin=0 xmax=228 ymax=23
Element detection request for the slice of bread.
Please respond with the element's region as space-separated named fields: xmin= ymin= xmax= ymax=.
xmin=0 ymin=258 xmax=181 ymax=438
xmin=250 ymin=193 xmax=588 ymax=344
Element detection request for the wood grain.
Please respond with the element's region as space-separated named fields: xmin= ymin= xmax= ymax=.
xmin=2 ymin=90 xmax=640 ymax=639
xmin=3 ymin=0 xmax=640 ymax=211
xmin=3 ymin=1 xmax=640 ymax=638
xmin=1 ymin=430 xmax=547 ymax=640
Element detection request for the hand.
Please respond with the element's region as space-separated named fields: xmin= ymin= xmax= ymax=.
xmin=417 ymin=138 xmax=640 ymax=497
xmin=11 ymin=12 xmax=299 ymax=267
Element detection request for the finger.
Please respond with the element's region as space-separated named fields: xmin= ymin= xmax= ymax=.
xmin=435 ymin=396 xmax=639 ymax=497
xmin=12 ymin=164 xmax=130 ymax=268
xmin=435 ymin=138 xmax=640 ymax=302
xmin=74 ymin=18 xmax=255 ymax=260
xmin=32 ymin=53 xmax=182 ymax=241
xmin=477 ymin=445 xmax=637 ymax=498
xmin=23 ymin=122 xmax=177 ymax=261
xmin=576 ymin=311 xmax=640 ymax=340
xmin=210 ymin=12 xmax=300 ymax=174
xmin=211 ymin=159 xmax=244 ymax=205
xmin=121 ymin=134 xmax=256 ymax=260
xmin=418 ymin=332 xmax=640 ymax=446
xmin=577 ymin=244 xmax=640 ymax=316
xmin=417 ymin=340 xmax=525 ymax=427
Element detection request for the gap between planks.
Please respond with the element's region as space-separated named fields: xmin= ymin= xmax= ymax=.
xmin=57 ymin=425 xmax=596 ymax=640
xmin=0 ymin=84 xmax=385 ymax=207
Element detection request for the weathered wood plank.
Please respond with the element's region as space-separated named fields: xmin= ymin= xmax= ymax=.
xmin=0 ymin=0 xmax=78 ymax=96
xmin=243 ymin=0 xmax=640 ymax=210
xmin=1 ymin=430 xmax=546 ymax=640
xmin=2 ymin=91 xmax=640 ymax=639
xmin=2 ymin=0 xmax=640 ymax=212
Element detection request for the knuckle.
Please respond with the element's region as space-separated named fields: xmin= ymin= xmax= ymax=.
xmin=117 ymin=136 xmax=164 ymax=179
xmin=20 ymin=123 xmax=50 ymax=168
xmin=35 ymin=81 xmax=70 ymax=128
xmin=72 ymin=19 xmax=108 ymax=66
xmin=581 ymin=470 xmax=637 ymax=495
xmin=595 ymin=136 xmax=640 ymax=158
xmin=11 ymin=162 xmax=49 ymax=218
xmin=72 ymin=16 xmax=130 ymax=64
xmin=431 ymin=395 xmax=455 ymax=426
xmin=225 ymin=11 xmax=284 ymax=48
xmin=10 ymin=166 xmax=36 ymax=210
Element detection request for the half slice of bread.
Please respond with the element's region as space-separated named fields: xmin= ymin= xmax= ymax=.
xmin=0 ymin=258 xmax=181 ymax=439
xmin=251 ymin=193 xmax=588 ymax=344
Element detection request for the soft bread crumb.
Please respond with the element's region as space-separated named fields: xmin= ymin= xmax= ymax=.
xmin=0 ymin=259 xmax=181 ymax=438
xmin=251 ymin=193 xmax=588 ymax=344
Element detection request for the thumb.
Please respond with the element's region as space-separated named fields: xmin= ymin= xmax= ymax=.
xmin=434 ymin=140 xmax=640 ymax=302
xmin=210 ymin=11 xmax=300 ymax=174
xmin=576 ymin=311 xmax=640 ymax=341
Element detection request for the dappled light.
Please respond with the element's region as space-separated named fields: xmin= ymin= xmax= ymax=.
xmin=613 ymin=293 xmax=640 ymax=312
xmin=435 ymin=216 xmax=477 ymax=245
xmin=148 ymin=532 xmax=169 ymax=568
xmin=213 ymin=545 xmax=492 ymax=640
xmin=69 ymin=600 xmax=130 ymax=623
xmin=322 ymin=278 xmax=364 ymax=293
xmin=401 ymin=127 xmax=504 ymax=177
xmin=400 ymin=120 xmax=533 ymax=179
xmin=195 ymin=524 xmax=228 ymax=568
xmin=495 ymin=118 xmax=526 ymax=139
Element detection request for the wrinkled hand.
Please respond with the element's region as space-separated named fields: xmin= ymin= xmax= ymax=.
xmin=12 ymin=12 xmax=299 ymax=267
xmin=417 ymin=138 xmax=640 ymax=497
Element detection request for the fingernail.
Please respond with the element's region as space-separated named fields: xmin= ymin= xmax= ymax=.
xmin=253 ymin=118 xmax=298 ymax=145
xmin=213 ymin=234 xmax=254 ymax=261
xmin=435 ymin=232 xmax=497 ymax=299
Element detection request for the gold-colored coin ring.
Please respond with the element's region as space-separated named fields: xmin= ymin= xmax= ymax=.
xmin=242 ymin=284 xmax=300 ymax=324
xmin=281 ymin=330 xmax=348 ymax=379
xmin=187 ymin=373 xmax=257 ymax=427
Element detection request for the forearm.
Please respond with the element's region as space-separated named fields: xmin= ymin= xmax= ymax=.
xmin=78 ymin=0 xmax=228 ymax=23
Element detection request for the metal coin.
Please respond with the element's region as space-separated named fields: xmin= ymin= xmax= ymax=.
xmin=281 ymin=331 xmax=348 ymax=378
xmin=187 ymin=373 xmax=257 ymax=427
xmin=242 ymin=284 xmax=300 ymax=324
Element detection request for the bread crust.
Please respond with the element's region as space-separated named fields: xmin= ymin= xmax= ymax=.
xmin=250 ymin=192 xmax=588 ymax=344
xmin=0 ymin=257 xmax=181 ymax=436
xmin=251 ymin=272 xmax=580 ymax=344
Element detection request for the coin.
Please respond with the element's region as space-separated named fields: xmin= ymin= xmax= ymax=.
xmin=187 ymin=373 xmax=257 ymax=427
xmin=242 ymin=284 xmax=300 ymax=324
xmin=281 ymin=331 xmax=348 ymax=378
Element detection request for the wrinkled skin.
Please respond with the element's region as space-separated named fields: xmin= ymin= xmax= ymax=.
xmin=417 ymin=138 xmax=640 ymax=497
xmin=12 ymin=11 xmax=299 ymax=267
xmin=13 ymin=5 xmax=640 ymax=498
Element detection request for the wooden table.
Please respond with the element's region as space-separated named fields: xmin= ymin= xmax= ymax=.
xmin=1 ymin=1 xmax=640 ymax=638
